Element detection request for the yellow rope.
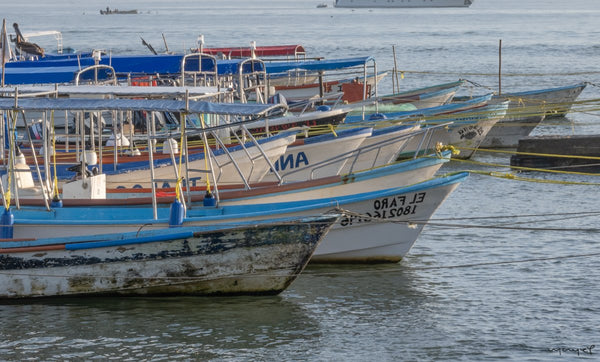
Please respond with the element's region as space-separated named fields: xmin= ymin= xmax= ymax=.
xmin=464 ymin=169 xmax=600 ymax=185
xmin=327 ymin=124 xmax=338 ymax=137
xmin=200 ymin=114 xmax=211 ymax=193
xmin=5 ymin=110 xmax=17 ymax=210
xmin=435 ymin=142 xmax=460 ymax=156
xmin=51 ymin=111 xmax=59 ymax=199
xmin=175 ymin=114 xmax=186 ymax=202
xmin=464 ymin=145 xmax=600 ymax=162
xmin=394 ymin=70 xmax=600 ymax=77
xmin=446 ymin=155 xmax=600 ymax=185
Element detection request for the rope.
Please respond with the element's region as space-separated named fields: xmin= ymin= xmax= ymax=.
xmin=336 ymin=207 xmax=600 ymax=233
xmin=446 ymin=147 xmax=600 ymax=183
xmin=389 ymin=69 xmax=600 ymax=77
xmin=327 ymin=124 xmax=338 ymax=137
xmin=4 ymin=110 xmax=17 ymax=210
xmin=199 ymin=114 xmax=211 ymax=193
xmin=174 ymin=113 xmax=186 ymax=202
xmin=302 ymin=252 xmax=600 ymax=275
xmin=436 ymin=142 xmax=460 ymax=156
xmin=51 ymin=110 xmax=59 ymax=200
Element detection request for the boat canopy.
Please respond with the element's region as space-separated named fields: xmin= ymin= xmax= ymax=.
xmin=263 ymin=56 xmax=374 ymax=74
xmin=0 ymin=97 xmax=284 ymax=116
xmin=1 ymin=65 xmax=84 ymax=84
xmin=3 ymin=55 xmax=265 ymax=83
xmin=2 ymin=55 xmax=374 ymax=84
xmin=200 ymin=45 xmax=306 ymax=58
xmin=0 ymin=84 xmax=221 ymax=97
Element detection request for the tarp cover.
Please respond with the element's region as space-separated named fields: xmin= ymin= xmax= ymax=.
xmin=0 ymin=97 xmax=283 ymax=116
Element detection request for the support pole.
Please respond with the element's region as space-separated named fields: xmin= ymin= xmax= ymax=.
xmin=498 ymin=39 xmax=502 ymax=95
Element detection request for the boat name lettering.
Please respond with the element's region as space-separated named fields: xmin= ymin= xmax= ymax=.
xmin=273 ymin=152 xmax=309 ymax=172
xmin=457 ymin=125 xmax=484 ymax=140
xmin=339 ymin=192 xmax=425 ymax=227
xmin=374 ymin=192 xmax=425 ymax=210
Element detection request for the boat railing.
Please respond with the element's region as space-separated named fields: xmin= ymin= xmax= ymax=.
xmin=21 ymin=30 xmax=63 ymax=55
xmin=288 ymin=92 xmax=346 ymax=114
xmin=143 ymin=116 xmax=286 ymax=210
xmin=180 ymin=53 xmax=220 ymax=88
xmin=74 ymin=64 xmax=118 ymax=86
xmin=0 ymin=92 xmax=289 ymax=220
xmin=237 ymin=58 xmax=268 ymax=104
xmin=276 ymin=122 xmax=453 ymax=184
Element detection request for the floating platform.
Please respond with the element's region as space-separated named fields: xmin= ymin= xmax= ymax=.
xmin=510 ymin=135 xmax=600 ymax=172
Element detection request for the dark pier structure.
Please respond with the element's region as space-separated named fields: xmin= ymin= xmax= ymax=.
xmin=510 ymin=135 xmax=600 ymax=172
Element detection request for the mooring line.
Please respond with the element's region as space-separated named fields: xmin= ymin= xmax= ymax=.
xmin=337 ymin=208 xmax=600 ymax=233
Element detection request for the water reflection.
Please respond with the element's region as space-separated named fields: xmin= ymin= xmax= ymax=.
xmin=0 ymin=295 xmax=319 ymax=360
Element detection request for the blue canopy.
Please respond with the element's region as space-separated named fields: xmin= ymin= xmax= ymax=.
xmin=2 ymin=65 xmax=82 ymax=84
xmin=3 ymin=55 xmax=373 ymax=84
xmin=3 ymin=54 xmax=258 ymax=78
xmin=264 ymin=56 xmax=373 ymax=74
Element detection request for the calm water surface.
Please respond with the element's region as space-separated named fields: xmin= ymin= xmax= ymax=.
xmin=2 ymin=0 xmax=600 ymax=360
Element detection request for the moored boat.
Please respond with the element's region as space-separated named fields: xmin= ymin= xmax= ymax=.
xmin=344 ymin=94 xmax=503 ymax=159
xmin=0 ymin=214 xmax=338 ymax=298
xmin=497 ymin=82 xmax=587 ymax=118
xmin=0 ymin=92 xmax=460 ymax=264
xmin=262 ymin=127 xmax=373 ymax=182
xmin=5 ymin=169 xmax=465 ymax=263
xmin=398 ymin=101 xmax=509 ymax=159
xmin=462 ymin=82 xmax=587 ymax=148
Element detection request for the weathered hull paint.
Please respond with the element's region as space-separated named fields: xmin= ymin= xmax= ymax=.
xmin=0 ymin=216 xmax=337 ymax=298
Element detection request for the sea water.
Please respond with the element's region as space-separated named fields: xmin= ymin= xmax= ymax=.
xmin=1 ymin=0 xmax=600 ymax=360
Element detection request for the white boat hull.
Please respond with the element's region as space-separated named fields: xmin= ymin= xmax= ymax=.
xmin=499 ymin=83 xmax=586 ymax=118
xmin=107 ymin=133 xmax=296 ymax=188
xmin=400 ymin=103 xmax=508 ymax=159
xmin=11 ymin=172 xmax=463 ymax=264
xmin=312 ymin=178 xmax=462 ymax=262
xmin=224 ymin=157 xmax=446 ymax=205
xmin=262 ymin=128 xmax=372 ymax=182
xmin=340 ymin=125 xmax=420 ymax=173
xmin=479 ymin=114 xmax=545 ymax=148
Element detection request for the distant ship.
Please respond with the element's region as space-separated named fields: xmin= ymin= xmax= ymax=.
xmin=99 ymin=7 xmax=138 ymax=15
xmin=334 ymin=0 xmax=472 ymax=8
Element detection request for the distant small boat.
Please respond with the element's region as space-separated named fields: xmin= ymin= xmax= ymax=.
xmin=317 ymin=3 xmax=328 ymax=8
xmin=334 ymin=0 xmax=473 ymax=8
xmin=100 ymin=7 xmax=138 ymax=15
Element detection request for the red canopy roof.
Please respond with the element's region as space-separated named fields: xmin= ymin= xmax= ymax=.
xmin=197 ymin=45 xmax=306 ymax=58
